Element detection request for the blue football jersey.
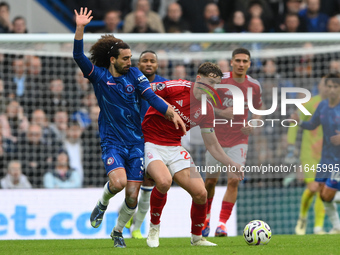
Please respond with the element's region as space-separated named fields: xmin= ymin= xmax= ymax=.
xmin=73 ymin=40 xmax=165 ymax=147
xmin=301 ymin=99 xmax=340 ymax=165
xmin=140 ymin=74 xmax=169 ymax=120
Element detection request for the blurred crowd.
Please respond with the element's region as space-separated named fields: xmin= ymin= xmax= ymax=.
xmin=63 ymin=0 xmax=340 ymax=34
xmin=1 ymin=0 xmax=340 ymax=34
xmin=1 ymin=0 xmax=340 ymax=189
xmin=0 ymin=46 xmax=339 ymax=189
xmin=0 ymin=54 xmax=104 ymax=189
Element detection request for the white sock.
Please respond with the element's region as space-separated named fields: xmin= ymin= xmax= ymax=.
xmin=150 ymin=222 xmax=160 ymax=228
xmin=99 ymin=181 xmax=115 ymax=206
xmin=191 ymin=234 xmax=202 ymax=242
xmin=334 ymin=192 xmax=340 ymax=203
xmin=114 ymin=200 xmax=137 ymax=232
xmin=323 ymin=201 xmax=340 ymax=230
xmin=133 ymin=186 xmax=153 ymax=231
xmin=313 ymin=226 xmax=323 ymax=233
xmin=218 ymin=221 xmax=226 ymax=227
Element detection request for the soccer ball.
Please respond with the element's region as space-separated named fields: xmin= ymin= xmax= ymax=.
xmin=243 ymin=220 xmax=272 ymax=245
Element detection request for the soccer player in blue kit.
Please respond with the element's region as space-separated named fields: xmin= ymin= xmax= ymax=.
xmin=292 ymin=73 xmax=340 ymax=234
xmin=139 ymin=50 xmax=169 ymax=120
xmin=125 ymin=50 xmax=169 ymax=238
xmin=73 ymin=8 xmax=185 ymax=248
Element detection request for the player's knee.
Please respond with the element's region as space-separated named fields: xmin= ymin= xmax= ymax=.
xmin=309 ymin=186 xmax=318 ymax=194
xmin=205 ymin=178 xmax=218 ymax=188
xmin=125 ymin=194 xmax=138 ymax=206
xmin=156 ymin=178 xmax=171 ymax=193
xmin=320 ymin=192 xmax=333 ymax=202
xmin=307 ymin=182 xmax=319 ymax=193
xmin=193 ymin=188 xmax=207 ymax=204
xmin=110 ymin=184 xmax=124 ymax=193
xmin=227 ymin=178 xmax=239 ymax=188
xmin=109 ymin=178 xmax=127 ymax=192
xmin=125 ymin=186 xmax=139 ymax=202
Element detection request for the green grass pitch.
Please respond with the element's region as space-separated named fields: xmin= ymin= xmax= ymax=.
xmin=1 ymin=235 xmax=339 ymax=255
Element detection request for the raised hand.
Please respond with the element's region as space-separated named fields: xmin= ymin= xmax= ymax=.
xmin=74 ymin=7 xmax=93 ymax=27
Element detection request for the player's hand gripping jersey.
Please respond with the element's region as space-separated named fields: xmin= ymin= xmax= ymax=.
xmin=142 ymin=79 xmax=214 ymax=146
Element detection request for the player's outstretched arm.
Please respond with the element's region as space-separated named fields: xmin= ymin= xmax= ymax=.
xmin=201 ymin=131 xmax=244 ymax=181
xmin=73 ymin=7 xmax=94 ymax=78
xmin=291 ymin=104 xmax=321 ymax=131
xmin=74 ymin=7 xmax=93 ymax=40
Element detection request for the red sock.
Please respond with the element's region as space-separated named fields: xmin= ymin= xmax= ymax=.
xmin=150 ymin=187 xmax=167 ymax=225
xmin=191 ymin=200 xmax=207 ymax=235
xmin=219 ymin=201 xmax=234 ymax=224
xmin=207 ymin=197 xmax=213 ymax=216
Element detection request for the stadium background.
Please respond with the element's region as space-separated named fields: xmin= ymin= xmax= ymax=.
xmin=1 ymin=0 xmax=340 ymax=239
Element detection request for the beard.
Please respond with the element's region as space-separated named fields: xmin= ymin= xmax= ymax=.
xmin=114 ymin=62 xmax=130 ymax=75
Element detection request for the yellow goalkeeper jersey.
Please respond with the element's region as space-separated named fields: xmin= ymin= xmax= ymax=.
xmin=287 ymin=95 xmax=323 ymax=164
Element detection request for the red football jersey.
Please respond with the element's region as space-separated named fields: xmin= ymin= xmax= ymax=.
xmin=142 ymin=79 xmax=215 ymax=146
xmin=215 ymin=72 xmax=262 ymax=147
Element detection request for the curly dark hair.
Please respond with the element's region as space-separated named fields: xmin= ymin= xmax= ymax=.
xmin=197 ymin=62 xmax=223 ymax=78
xmin=89 ymin=35 xmax=130 ymax=69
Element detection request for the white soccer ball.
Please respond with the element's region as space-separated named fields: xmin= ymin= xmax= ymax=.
xmin=243 ymin=220 xmax=272 ymax=245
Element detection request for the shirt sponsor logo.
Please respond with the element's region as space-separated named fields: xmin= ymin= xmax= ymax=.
xmin=147 ymin=152 xmax=153 ymax=159
xmin=223 ymin=97 xmax=248 ymax=109
xmin=172 ymin=105 xmax=197 ymax=127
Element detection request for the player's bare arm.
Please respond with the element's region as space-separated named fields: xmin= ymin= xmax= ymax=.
xmin=201 ymin=131 xmax=244 ymax=180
